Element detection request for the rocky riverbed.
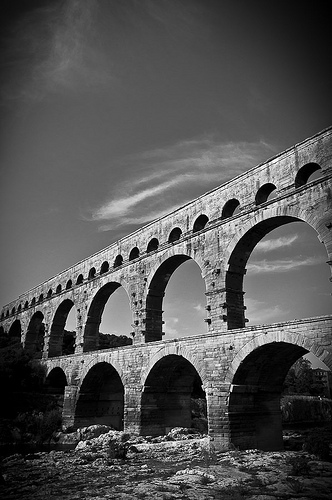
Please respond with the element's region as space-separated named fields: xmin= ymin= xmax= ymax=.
xmin=1 ymin=426 xmax=332 ymax=500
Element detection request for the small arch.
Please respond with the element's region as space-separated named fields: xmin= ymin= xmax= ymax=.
xmin=114 ymin=255 xmax=123 ymax=268
xmin=11 ymin=307 xmax=16 ymax=315
xmin=255 ymin=183 xmax=277 ymax=205
xmin=24 ymin=301 xmax=29 ymax=309
xmin=88 ymin=267 xmax=96 ymax=279
xmin=168 ymin=227 xmax=182 ymax=243
xmin=100 ymin=261 xmax=109 ymax=274
xmin=76 ymin=274 xmax=84 ymax=285
xmin=6 ymin=310 xmax=9 ymax=317
xmin=49 ymin=299 xmax=76 ymax=358
xmin=193 ymin=214 xmax=209 ymax=233
xmin=222 ymin=198 xmax=240 ymax=218
xmin=147 ymin=238 xmax=159 ymax=253
xmin=17 ymin=304 xmax=22 ymax=312
xmin=38 ymin=293 xmax=44 ymax=303
xmin=31 ymin=297 xmax=36 ymax=306
xmin=295 ymin=162 xmax=322 ymax=188
xmin=56 ymin=284 xmax=62 ymax=294
xmin=1 ymin=312 xmax=4 ymax=320
xmin=66 ymin=279 xmax=72 ymax=290
xmin=129 ymin=247 xmax=139 ymax=261
xmin=47 ymin=289 xmax=53 ymax=298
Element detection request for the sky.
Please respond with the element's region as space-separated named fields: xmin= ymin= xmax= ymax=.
xmin=0 ymin=0 xmax=331 ymax=368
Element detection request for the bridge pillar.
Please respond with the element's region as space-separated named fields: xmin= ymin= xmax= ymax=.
xmin=62 ymin=385 xmax=79 ymax=430
xmin=205 ymin=382 xmax=231 ymax=451
xmin=124 ymin=383 xmax=142 ymax=434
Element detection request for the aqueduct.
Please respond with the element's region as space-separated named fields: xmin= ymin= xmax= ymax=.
xmin=1 ymin=127 xmax=332 ymax=450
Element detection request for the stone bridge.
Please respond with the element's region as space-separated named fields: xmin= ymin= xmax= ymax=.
xmin=1 ymin=127 xmax=332 ymax=450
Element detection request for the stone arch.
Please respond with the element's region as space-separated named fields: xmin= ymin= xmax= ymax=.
xmin=8 ymin=319 xmax=21 ymax=339
xmin=66 ymin=279 xmax=72 ymax=290
xmin=144 ymin=253 xmax=205 ymax=342
xmin=24 ymin=300 xmax=29 ymax=309
xmin=74 ymin=361 xmax=124 ymax=430
xmin=140 ymin=353 xmax=206 ymax=436
xmin=222 ymin=198 xmax=240 ymax=218
xmin=223 ymin=207 xmax=331 ymax=330
xmin=47 ymin=289 xmax=53 ymax=298
xmin=49 ymin=299 xmax=76 ymax=358
xmin=56 ymin=284 xmax=62 ymax=294
xmin=147 ymin=238 xmax=159 ymax=253
xmin=88 ymin=267 xmax=96 ymax=279
xmin=255 ymin=183 xmax=277 ymax=205
xmin=11 ymin=307 xmax=16 ymax=315
xmin=295 ymin=162 xmax=321 ymax=188
xmin=100 ymin=261 xmax=109 ymax=274
xmin=193 ymin=214 xmax=209 ymax=232
xmin=38 ymin=294 xmax=44 ymax=303
xmin=25 ymin=311 xmax=45 ymax=356
xmin=225 ymin=331 xmax=330 ymax=451
xmin=83 ymin=281 xmax=130 ymax=352
xmin=129 ymin=246 xmax=139 ymax=261
xmin=114 ymin=255 xmax=123 ymax=268
xmin=44 ymin=367 xmax=67 ymax=401
xmin=31 ymin=297 xmax=36 ymax=306
xmin=76 ymin=274 xmax=84 ymax=285
xmin=168 ymin=227 xmax=182 ymax=243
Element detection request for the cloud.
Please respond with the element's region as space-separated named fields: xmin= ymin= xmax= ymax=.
xmin=247 ymin=256 xmax=321 ymax=274
xmin=255 ymin=235 xmax=298 ymax=252
xmin=91 ymin=136 xmax=275 ymax=230
xmin=193 ymin=303 xmax=205 ymax=316
xmin=244 ymin=297 xmax=289 ymax=324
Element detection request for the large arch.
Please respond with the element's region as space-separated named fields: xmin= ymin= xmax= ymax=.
xmin=74 ymin=361 xmax=124 ymax=430
xmin=225 ymin=330 xmax=331 ymax=451
xmin=145 ymin=254 xmax=205 ymax=342
xmin=49 ymin=299 xmax=76 ymax=358
xmin=140 ymin=354 xmax=206 ymax=436
xmin=8 ymin=319 xmax=22 ymax=342
xmin=224 ymin=211 xmax=330 ymax=330
xmin=83 ymin=282 xmax=130 ymax=352
xmin=25 ymin=311 xmax=45 ymax=356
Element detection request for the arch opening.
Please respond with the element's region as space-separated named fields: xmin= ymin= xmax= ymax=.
xmin=88 ymin=267 xmax=96 ymax=280
xmin=141 ymin=355 xmax=206 ymax=436
xmin=255 ymin=183 xmax=277 ymax=205
xmin=74 ymin=362 xmax=124 ymax=430
xmin=229 ymin=341 xmax=308 ymax=451
xmin=100 ymin=261 xmax=109 ymax=274
xmin=8 ymin=319 xmax=21 ymax=341
xmin=76 ymin=274 xmax=83 ymax=285
xmin=129 ymin=247 xmax=139 ymax=261
xmin=222 ymin=199 xmax=240 ymax=218
xmin=45 ymin=367 xmax=67 ymax=411
xmin=66 ymin=279 xmax=72 ymax=290
xmin=25 ymin=311 xmax=45 ymax=357
xmin=83 ymin=283 xmax=132 ymax=352
xmin=168 ymin=227 xmax=182 ymax=243
xmin=49 ymin=299 xmax=76 ymax=358
xmin=193 ymin=214 xmax=209 ymax=233
xmin=114 ymin=255 xmax=123 ymax=268
xmin=295 ymin=163 xmax=322 ymax=188
xmin=145 ymin=255 xmax=198 ymax=342
xmin=147 ymin=238 xmax=159 ymax=253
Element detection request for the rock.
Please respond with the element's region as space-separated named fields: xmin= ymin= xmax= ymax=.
xmin=77 ymin=424 xmax=114 ymax=441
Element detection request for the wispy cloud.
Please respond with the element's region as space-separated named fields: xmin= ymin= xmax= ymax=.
xmin=91 ymin=137 xmax=275 ymax=231
xmin=255 ymin=235 xmax=298 ymax=252
xmin=247 ymin=256 xmax=321 ymax=274
xmin=245 ymin=298 xmax=289 ymax=324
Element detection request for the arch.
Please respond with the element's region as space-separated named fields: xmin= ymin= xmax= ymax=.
xmin=8 ymin=319 xmax=21 ymax=340
xmin=100 ymin=261 xmax=110 ymax=274
xmin=222 ymin=198 xmax=240 ymax=218
xmin=66 ymin=279 xmax=72 ymax=290
xmin=227 ymin=334 xmax=316 ymax=451
xmin=47 ymin=289 xmax=53 ymax=298
xmin=17 ymin=304 xmax=22 ymax=312
xmin=45 ymin=367 xmax=67 ymax=394
xmin=193 ymin=214 xmax=209 ymax=233
xmin=24 ymin=301 xmax=29 ymax=309
xmin=295 ymin=162 xmax=321 ymax=188
xmin=129 ymin=246 xmax=139 ymax=261
xmin=31 ymin=297 xmax=36 ymax=306
xmin=83 ymin=282 xmax=122 ymax=352
xmin=168 ymin=227 xmax=182 ymax=243
xmin=141 ymin=354 xmax=206 ymax=436
xmin=145 ymin=254 xmax=197 ymax=342
xmin=38 ymin=293 xmax=44 ymax=303
xmin=255 ymin=183 xmax=277 ymax=205
xmin=74 ymin=361 xmax=124 ymax=430
xmin=25 ymin=311 xmax=45 ymax=356
xmin=147 ymin=238 xmax=159 ymax=253
xmin=225 ymin=215 xmax=302 ymax=329
xmin=6 ymin=310 xmax=9 ymax=317
xmin=1 ymin=312 xmax=4 ymax=320
xmin=49 ymin=299 xmax=76 ymax=358
xmin=88 ymin=267 xmax=96 ymax=280
xmin=114 ymin=255 xmax=123 ymax=268
xmin=11 ymin=307 xmax=16 ymax=315
xmin=56 ymin=284 xmax=62 ymax=294
xmin=76 ymin=274 xmax=83 ymax=285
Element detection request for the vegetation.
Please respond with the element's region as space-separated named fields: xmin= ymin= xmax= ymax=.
xmin=98 ymin=332 xmax=132 ymax=349
xmin=283 ymin=357 xmax=330 ymax=397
